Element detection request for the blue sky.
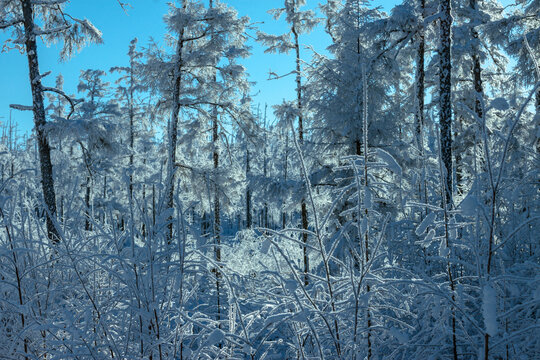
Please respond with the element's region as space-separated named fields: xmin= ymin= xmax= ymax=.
xmin=0 ymin=0 xmax=398 ymax=137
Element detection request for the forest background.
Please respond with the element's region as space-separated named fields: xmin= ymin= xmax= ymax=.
xmin=0 ymin=0 xmax=538 ymax=359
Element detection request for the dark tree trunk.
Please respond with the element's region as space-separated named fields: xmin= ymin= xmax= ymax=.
xmin=472 ymin=45 xmax=483 ymax=118
xmin=439 ymin=3 xmax=457 ymax=359
xmin=282 ymin=131 xmax=288 ymax=229
xmin=416 ymin=0 xmax=425 ymax=154
xmin=21 ymin=0 xmax=59 ymax=243
xmin=166 ymin=0 xmax=187 ymax=243
xmin=469 ymin=0 xmax=490 ymax=352
xmin=142 ymin=156 xmax=147 ymax=239
xmin=246 ymin=146 xmax=252 ymax=228
xmin=416 ymin=0 xmax=428 ymax=214
xmin=455 ymin=117 xmax=464 ymax=195
xmin=103 ymin=175 xmax=107 ymax=223
xmin=471 ymin=0 xmax=487 ymax=351
xmin=213 ymin=118 xmax=220 ymax=246
xmin=439 ymin=0 xmax=453 ymax=205
xmin=85 ymin=176 xmax=92 ymax=231
xmin=536 ymin=90 xmax=540 ymax=154
xmin=292 ymin=22 xmax=309 ymax=286
xmin=128 ymin=55 xmax=135 ymax=202
xmin=212 ymin=93 xmax=222 ymax=331
xmin=263 ymin=104 xmax=269 ymax=228
xmin=209 ymin=0 xmax=222 ymax=333
xmin=457 ymin=0 xmax=484 ymax=197
xmin=152 ymin=184 xmax=156 ymax=229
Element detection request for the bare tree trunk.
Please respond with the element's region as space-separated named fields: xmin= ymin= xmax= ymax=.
xmin=439 ymin=0 xmax=453 ymax=206
xmin=292 ymin=21 xmax=309 ymax=286
xmin=535 ymin=89 xmax=540 ymax=154
xmin=103 ymin=175 xmax=107 ymax=223
xmin=455 ymin=116 xmax=464 ymax=195
xmin=21 ymin=0 xmax=59 ymax=243
xmin=282 ymin=131 xmax=288 ymax=229
xmin=263 ymin=104 xmax=269 ymax=228
xmin=209 ymin=0 xmax=222 ymax=333
xmin=456 ymin=0 xmax=484 ymax=197
xmin=142 ymin=156 xmax=147 ymax=239
xmin=246 ymin=145 xmax=252 ymax=228
xmin=128 ymin=51 xmax=135 ymax=203
xmin=471 ymin=18 xmax=483 ymax=120
xmin=416 ymin=0 xmax=429 ymax=217
xmin=166 ymin=0 xmax=187 ymax=244
xmin=212 ymin=110 xmax=222 ymax=329
xmin=469 ymin=0 xmax=487 ymax=355
xmin=85 ymin=176 xmax=92 ymax=231
xmin=439 ymin=1 xmax=458 ymax=358
xmin=360 ymin=64 xmax=373 ymax=360
xmin=415 ymin=0 xmax=425 ymax=157
xmin=152 ymin=184 xmax=156 ymax=230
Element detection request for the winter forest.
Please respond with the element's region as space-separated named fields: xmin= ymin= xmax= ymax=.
xmin=0 ymin=0 xmax=539 ymax=358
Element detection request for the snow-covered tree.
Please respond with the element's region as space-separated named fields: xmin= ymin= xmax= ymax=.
xmin=258 ymin=0 xmax=320 ymax=285
xmin=0 ymin=1 xmax=538 ymax=359
xmin=142 ymin=0 xmax=249 ymax=242
xmin=1 ymin=0 xmax=102 ymax=243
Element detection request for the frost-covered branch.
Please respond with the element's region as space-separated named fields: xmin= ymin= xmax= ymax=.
xmin=9 ymin=104 xmax=34 ymax=111
xmin=0 ymin=18 xmax=23 ymax=29
xmin=42 ymin=86 xmax=82 ymax=119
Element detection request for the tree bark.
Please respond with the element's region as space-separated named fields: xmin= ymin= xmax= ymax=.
xmin=128 ymin=46 xmax=135 ymax=203
xmin=292 ymin=19 xmax=309 ymax=286
xmin=85 ymin=175 xmax=92 ymax=231
xmin=282 ymin=131 xmax=288 ymax=229
xmin=209 ymin=0 xmax=222 ymax=332
xmin=416 ymin=0 xmax=429 ymax=214
xmin=21 ymin=0 xmax=59 ymax=243
xmin=535 ymin=89 xmax=540 ymax=154
xmin=263 ymin=104 xmax=269 ymax=228
xmin=212 ymin=109 xmax=222 ymax=328
xmin=415 ymin=0 xmax=425 ymax=155
xmin=439 ymin=0 xmax=453 ymax=205
xmin=468 ymin=1 xmax=489 ymax=354
xmin=166 ymin=0 xmax=187 ymax=243
xmin=246 ymin=145 xmax=252 ymax=228
xmin=439 ymin=1 xmax=458 ymax=358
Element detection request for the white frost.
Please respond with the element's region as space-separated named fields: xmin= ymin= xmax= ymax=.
xmin=260 ymin=238 xmax=271 ymax=255
xmin=364 ymin=186 xmax=372 ymax=210
xmin=206 ymin=328 xmax=225 ymax=346
xmin=482 ymin=284 xmax=498 ymax=337
xmin=415 ymin=212 xmax=436 ymax=236
xmin=439 ymin=238 xmax=449 ymax=257
xmin=376 ymin=148 xmax=402 ymax=175
xmin=459 ymin=194 xmax=478 ymax=217
xmin=285 ymin=279 xmax=297 ymax=292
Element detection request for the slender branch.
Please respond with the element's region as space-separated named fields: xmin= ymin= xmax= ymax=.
xmin=42 ymin=86 xmax=82 ymax=119
xmin=0 ymin=18 xmax=24 ymax=29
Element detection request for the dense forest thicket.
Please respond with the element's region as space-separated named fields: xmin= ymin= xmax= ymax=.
xmin=1 ymin=0 xmax=539 ymax=358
